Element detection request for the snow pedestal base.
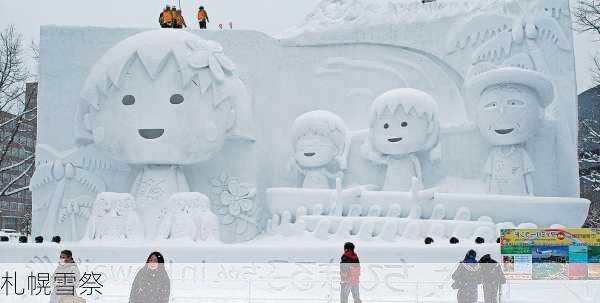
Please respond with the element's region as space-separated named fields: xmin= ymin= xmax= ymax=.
xmin=267 ymin=188 xmax=590 ymax=228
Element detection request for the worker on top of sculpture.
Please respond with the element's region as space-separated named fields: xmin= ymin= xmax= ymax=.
xmin=465 ymin=65 xmax=554 ymax=196
xmin=159 ymin=5 xmax=172 ymax=28
xmin=289 ymin=110 xmax=350 ymax=189
xmin=361 ymin=88 xmax=440 ymax=191
xmin=174 ymin=9 xmax=187 ymax=29
xmin=76 ymin=30 xmax=254 ymax=239
xmin=197 ymin=6 xmax=210 ymax=29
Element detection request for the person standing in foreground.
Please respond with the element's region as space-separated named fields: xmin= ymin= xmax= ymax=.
xmin=340 ymin=242 xmax=362 ymax=303
xmin=129 ymin=252 xmax=171 ymax=303
xmin=451 ymin=250 xmax=481 ymax=303
xmin=197 ymin=6 xmax=210 ymax=29
xmin=49 ymin=250 xmax=82 ymax=303
xmin=479 ymin=254 xmax=506 ymax=303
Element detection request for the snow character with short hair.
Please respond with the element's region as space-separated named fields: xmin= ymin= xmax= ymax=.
xmin=361 ymin=88 xmax=440 ymax=192
xmin=76 ymin=30 xmax=254 ymax=239
xmin=289 ymin=110 xmax=350 ymax=189
xmin=466 ymin=66 xmax=554 ymax=196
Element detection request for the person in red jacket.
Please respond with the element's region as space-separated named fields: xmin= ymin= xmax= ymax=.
xmin=340 ymin=242 xmax=362 ymax=303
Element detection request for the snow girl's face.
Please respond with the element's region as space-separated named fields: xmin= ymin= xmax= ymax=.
xmin=294 ymin=134 xmax=338 ymax=168
xmin=477 ymin=84 xmax=541 ymax=146
xmin=90 ymin=59 xmax=235 ymax=165
xmin=371 ymin=108 xmax=430 ymax=156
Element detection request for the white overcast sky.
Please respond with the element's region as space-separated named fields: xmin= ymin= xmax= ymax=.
xmin=0 ymin=0 xmax=597 ymax=93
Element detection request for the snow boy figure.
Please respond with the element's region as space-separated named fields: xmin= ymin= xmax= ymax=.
xmin=76 ymin=30 xmax=254 ymax=239
xmin=289 ymin=110 xmax=349 ymax=189
xmin=466 ymin=66 xmax=554 ymax=195
xmin=361 ymin=88 xmax=440 ymax=191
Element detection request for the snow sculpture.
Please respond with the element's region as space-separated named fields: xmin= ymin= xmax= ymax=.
xmin=157 ymin=193 xmax=219 ymax=241
xmin=361 ymin=88 xmax=440 ymax=191
xmin=289 ymin=110 xmax=349 ymax=189
xmin=210 ymin=174 xmax=259 ymax=243
xmin=465 ymin=65 xmax=554 ymax=195
xmin=75 ymin=30 xmax=254 ymax=239
xmin=30 ymin=145 xmax=115 ymax=241
xmin=86 ymin=193 xmax=143 ymax=241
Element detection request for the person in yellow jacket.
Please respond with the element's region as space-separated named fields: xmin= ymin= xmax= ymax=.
xmin=197 ymin=6 xmax=209 ymax=29
xmin=175 ymin=9 xmax=187 ymax=29
xmin=159 ymin=5 xmax=171 ymax=28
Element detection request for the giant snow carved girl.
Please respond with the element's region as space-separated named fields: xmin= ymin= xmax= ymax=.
xmin=289 ymin=110 xmax=349 ymax=189
xmin=76 ymin=30 xmax=255 ymax=240
xmin=361 ymin=88 xmax=441 ymax=192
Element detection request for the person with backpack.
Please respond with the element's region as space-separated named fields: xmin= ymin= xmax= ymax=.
xmin=479 ymin=254 xmax=506 ymax=303
xmin=451 ymin=250 xmax=481 ymax=303
xmin=197 ymin=6 xmax=210 ymax=29
xmin=340 ymin=242 xmax=362 ymax=303
xmin=174 ymin=9 xmax=187 ymax=29
xmin=159 ymin=5 xmax=171 ymax=28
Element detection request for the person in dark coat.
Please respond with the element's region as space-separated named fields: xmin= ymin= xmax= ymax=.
xmin=340 ymin=242 xmax=361 ymax=303
xmin=451 ymin=250 xmax=481 ymax=303
xmin=479 ymin=254 xmax=506 ymax=303
xmin=129 ymin=252 xmax=171 ymax=303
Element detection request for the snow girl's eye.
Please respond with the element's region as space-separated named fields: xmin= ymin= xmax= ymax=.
xmin=170 ymin=94 xmax=184 ymax=105
xmin=122 ymin=95 xmax=135 ymax=105
xmin=383 ymin=123 xmax=390 ymax=129
xmin=401 ymin=122 xmax=408 ymax=127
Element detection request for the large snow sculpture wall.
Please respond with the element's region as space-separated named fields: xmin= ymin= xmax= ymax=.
xmin=32 ymin=0 xmax=584 ymax=241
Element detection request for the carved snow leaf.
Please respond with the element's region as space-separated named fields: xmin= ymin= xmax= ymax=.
xmin=214 ymin=53 xmax=236 ymax=72
xmin=472 ymin=30 xmax=513 ymax=64
xmin=503 ymin=53 xmax=535 ymax=70
xmin=445 ymin=14 xmax=513 ymax=54
xmin=533 ymin=16 xmax=571 ymax=51
xmin=208 ymin=54 xmax=225 ymax=82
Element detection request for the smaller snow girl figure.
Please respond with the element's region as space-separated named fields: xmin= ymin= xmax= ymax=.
xmin=289 ymin=110 xmax=350 ymax=189
xmin=361 ymin=88 xmax=440 ymax=191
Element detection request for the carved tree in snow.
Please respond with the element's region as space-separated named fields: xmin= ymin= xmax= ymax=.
xmin=445 ymin=0 xmax=571 ymax=72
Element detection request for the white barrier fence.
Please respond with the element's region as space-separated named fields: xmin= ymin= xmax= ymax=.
xmin=0 ymin=263 xmax=599 ymax=303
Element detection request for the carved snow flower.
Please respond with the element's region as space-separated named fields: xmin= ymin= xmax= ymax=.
xmin=220 ymin=179 xmax=255 ymax=216
xmin=185 ymin=39 xmax=236 ymax=82
xmin=211 ymin=174 xmax=257 ymax=234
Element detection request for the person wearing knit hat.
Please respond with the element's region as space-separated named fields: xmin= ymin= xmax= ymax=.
xmin=464 ymin=64 xmax=555 ymax=196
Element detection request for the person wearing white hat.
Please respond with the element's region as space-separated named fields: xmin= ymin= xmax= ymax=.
xmin=465 ymin=66 xmax=555 ymax=196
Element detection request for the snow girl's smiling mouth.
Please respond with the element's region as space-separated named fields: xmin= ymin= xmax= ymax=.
xmin=138 ymin=129 xmax=165 ymax=139
xmin=304 ymin=152 xmax=316 ymax=157
xmin=494 ymin=128 xmax=514 ymax=135
xmin=388 ymin=137 xmax=403 ymax=143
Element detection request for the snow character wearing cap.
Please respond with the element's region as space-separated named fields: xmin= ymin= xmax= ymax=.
xmin=76 ymin=30 xmax=254 ymax=239
xmin=289 ymin=110 xmax=350 ymax=189
xmin=465 ymin=66 xmax=554 ymax=196
xmin=361 ymin=88 xmax=440 ymax=191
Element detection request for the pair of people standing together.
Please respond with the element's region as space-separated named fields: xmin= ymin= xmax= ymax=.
xmin=452 ymin=250 xmax=506 ymax=303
